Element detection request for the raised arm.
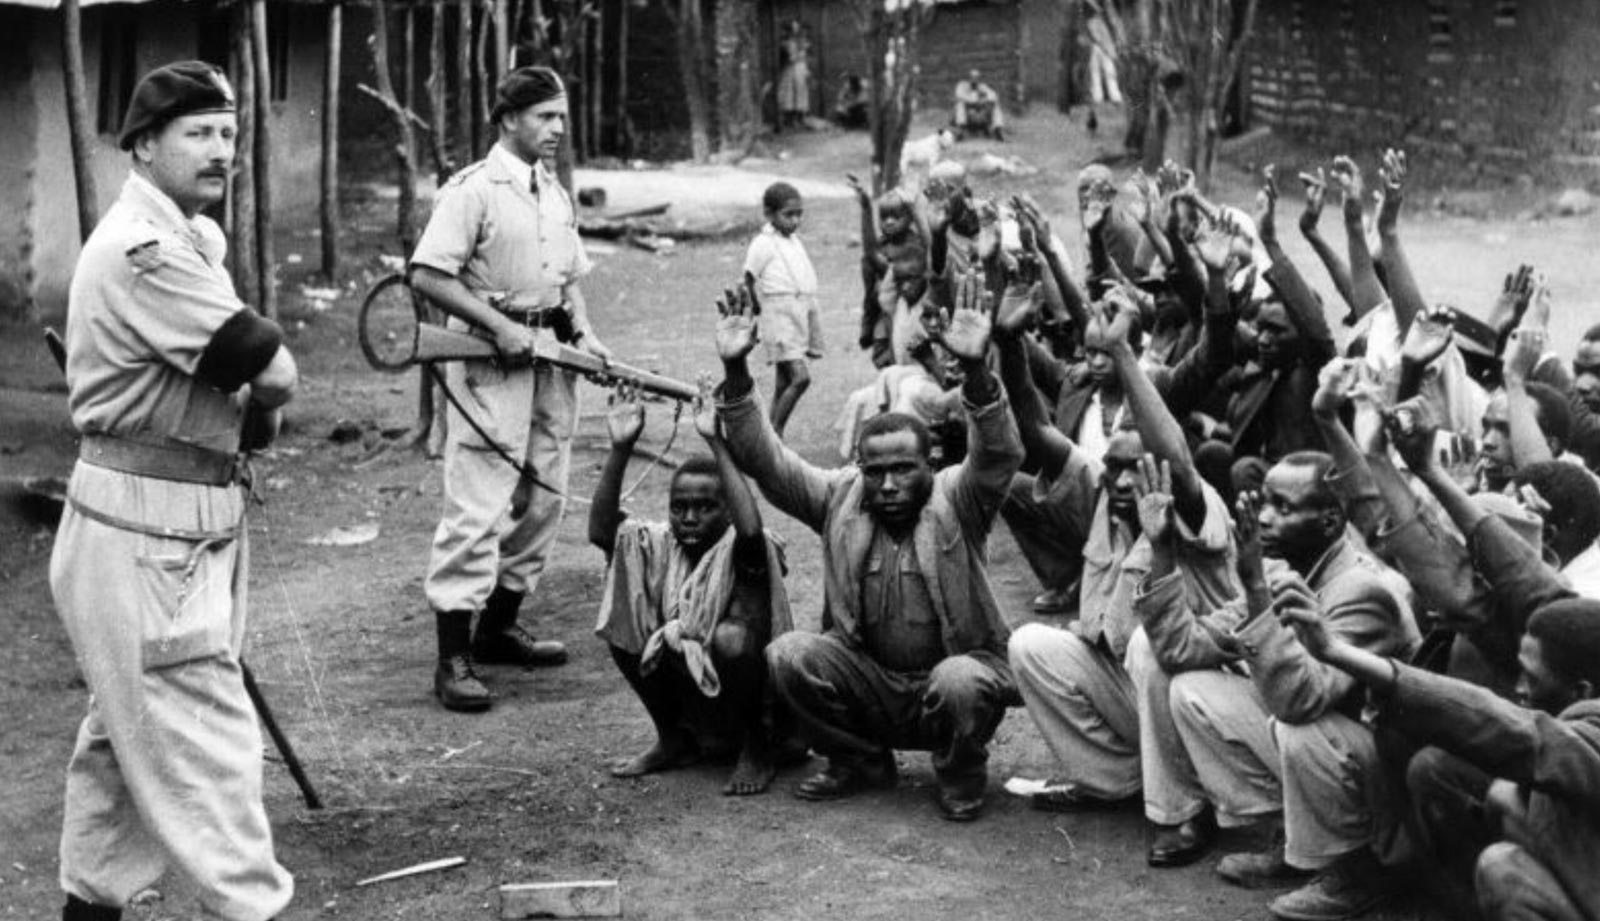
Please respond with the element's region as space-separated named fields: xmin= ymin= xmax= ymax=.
xmin=1311 ymin=358 xmax=1386 ymax=540
xmin=714 ymin=284 xmax=839 ymax=530
xmin=937 ymin=268 xmax=1026 ymax=530
xmin=1100 ymin=293 xmax=1206 ymax=532
xmin=589 ymin=385 xmax=645 ymax=556
xmin=1297 ymin=168 xmax=1357 ymax=318
xmin=1504 ymin=291 xmax=1557 ymax=468
xmin=694 ymin=377 xmax=761 ymax=539
xmin=1373 ymin=149 xmax=1424 ymax=336
xmin=1328 ymin=156 xmax=1389 ymax=320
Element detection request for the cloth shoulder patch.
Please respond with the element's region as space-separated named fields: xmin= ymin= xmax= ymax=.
xmin=125 ymin=239 xmax=166 ymax=275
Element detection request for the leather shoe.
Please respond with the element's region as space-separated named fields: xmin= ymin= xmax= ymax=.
xmin=63 ymin=895 xmax=122 ymax=921
xmin=473 ymin=624 xmax=569 ymax=667
xmin=1147 ymin=806 xmax=1217 ymax=867
xmin=435 ymin=654 xmax=491 ymax=712
xmin=1218 ymin=849 xmax=1314 ymax=889
xmin=936 ymin=788 xmax=986 ymax=822
xmin=794 ymin=754 xmax=897 ymax=801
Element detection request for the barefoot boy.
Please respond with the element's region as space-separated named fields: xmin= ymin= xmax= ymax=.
xmin=592 ymin=382 xmax=794 ymax=795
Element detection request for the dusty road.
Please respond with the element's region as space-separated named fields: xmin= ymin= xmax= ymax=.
xmin=3 ymin=108 xmax=1596 ymax=920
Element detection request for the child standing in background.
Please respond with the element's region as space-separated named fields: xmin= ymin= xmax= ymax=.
xmin=743 ymin=182 xmax=823 ymax=436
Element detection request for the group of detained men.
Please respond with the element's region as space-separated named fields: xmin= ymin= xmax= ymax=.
xmin=591 ymin=147 xmax=1600 ymax=921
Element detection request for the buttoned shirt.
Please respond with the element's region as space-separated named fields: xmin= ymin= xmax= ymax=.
xmin=860 ymin=529 xmax=945 ymax=674
xmin=743 ymin=223 xmax=818 ymax=298
xmin=410 ymin=142 xmax=591 ymax=308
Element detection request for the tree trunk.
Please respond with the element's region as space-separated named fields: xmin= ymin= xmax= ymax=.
xmin=852 ymin=1 xmax=929 ymax=195
xmin=250 ymin=0 xmax=277 ymax=319
xmin=230 ymin=9 xmax=259 ymax=307
xmin=1057 ymin=0 xmax=1080 ymax=114
xmin=320 ymin=1 xmax=342 ymax=281
xmin=715 ymin=0 xmax=759 ymax=155
xmin=60 ymin=0 xmax=98 ymax=242
xmin=456 ymin=0 xmax=475 ymax=160
xmin=674 ymin=0 xmax=712 ymax=163
xmin=428 ymin=0 xmax=455 ymax=180
xmin=474 ymin=0 xmax=492 ymax=132
xmin=371 ymin=0 xmax=420 ymax=252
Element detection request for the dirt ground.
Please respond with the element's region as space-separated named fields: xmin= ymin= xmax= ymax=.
xmin=3 ymin=106 xmax=1598 ymax=921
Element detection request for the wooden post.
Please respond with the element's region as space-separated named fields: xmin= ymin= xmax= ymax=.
xmin=492 ymin=0 xmax=508 ymax=78
xmin=60 ymin=0 xmax=99 ymax=242
xmin=428 ymin=0 xmax=454 ymax=178
xmin=231 ymin=8 xmax=260 ymax=307
xmin=321 ymin=1 xmax=342 ymax=280
xmin=616 ymin=0 xmax=628 ymax=152
xmin=250 ymin=0 xmax=277 ymax=318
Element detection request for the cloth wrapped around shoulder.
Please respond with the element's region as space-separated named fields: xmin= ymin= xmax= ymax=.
xmin=594 ymin=520 xmax=791 ymax=697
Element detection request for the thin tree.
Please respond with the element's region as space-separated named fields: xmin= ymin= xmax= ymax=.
xmin=249 ymin=0 xmax=277 ymax=318
xmin=1169 ymin=0 xmax=1258 ymax=188
xmin=320 ymin=1 xmax=342 ymax=280
xmin=851 ymin=0 xmax=933 ymax=194
xmin=714 ymin=0 xmax=760 ymax=158
xmin=662 ymin=0 xmax=713 ymax=163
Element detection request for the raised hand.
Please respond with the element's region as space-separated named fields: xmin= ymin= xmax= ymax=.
xmin=715 ymin=283 xmax=760 ymax=363
xmin=1489 ymin=264 xmax=1537 ymax=333
xmin=1401 ymin=306 xmax=1455 ymax=368
xmin=1275 ymin=583 xmax=1336 ymax=660
xmin=1234 ymin=490 xmax=1266 ymax=587
xmin=1311 ymin=357 xmax=1361 ymax=418
xmin=1298 ymin=167 xmax=1327 ymax=235
xmin=1523 ymin=275 xmax=1553 ymax=332
xmin=1329 ymin=155 xmax=1364 ymax=210
xmin=1125 ymin=171 xmax=1157 ymax=225
xmin=938 ymin=268 xmax=995 ymax=362
xmin=1014 ymin=193 xmax=1052 ymax=244
xmin=1377 ymin=148 xmax=1406 ymax=234
xmin=1256 ymin=164 xmax=1279 ymax=244
xmin=1384 ymin=396 xmax=1442 ymax=473
xmin=845 ymin=172 xmax=871 ymax=204
xmin=606 ymin=382 xmax=645 ymax=446
xmin=1196 ymin=210 xmax=1243 ymax=273
xmin=994 ymin=269 xmax=1042 ymax=339
xmin=1134 ymin=454 xmax=1175 ymax=544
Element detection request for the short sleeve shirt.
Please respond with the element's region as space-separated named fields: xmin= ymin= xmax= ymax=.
xmin=743 ymin=224 xmax=818 ymax=298
xmin=65 ymin=174 xmax=269 ymax=455
xmin=410 ymin=143 xmax=591 ymax=306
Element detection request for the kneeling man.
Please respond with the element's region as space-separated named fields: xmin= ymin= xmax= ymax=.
xmin=592 ymin=383 xmax=792 ymax=795
xmin=716 ymin=277 xmax=1025 ymax=821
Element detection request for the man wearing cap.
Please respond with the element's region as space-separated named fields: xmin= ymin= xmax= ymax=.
xmin=410 ymin=66 xmax=613 ymax=712
xmin=51 ymin=61 xmax=296 ymax=921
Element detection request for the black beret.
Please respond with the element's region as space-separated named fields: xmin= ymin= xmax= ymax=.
xmin=118 ymin=61 xmax=237 ymax=151
xmin=491 ymin=66 xmax=566 ymax=123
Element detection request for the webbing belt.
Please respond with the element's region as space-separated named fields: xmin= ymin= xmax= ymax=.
xmin=80 ymin=432 xmax=242 ymax=486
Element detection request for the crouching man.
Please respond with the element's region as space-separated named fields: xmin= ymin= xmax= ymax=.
xmin=592 ymin=382 xmax=793 ymax=796
xmin=715 ymin=275 xmax=1025 ymax=821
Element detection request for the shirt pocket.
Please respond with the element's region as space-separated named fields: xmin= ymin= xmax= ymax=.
xmin=134 ymin=535 xmax=235 ymax=670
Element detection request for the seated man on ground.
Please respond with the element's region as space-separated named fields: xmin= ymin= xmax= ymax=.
xmin=1001 ymin=298 xmax=1239 ymax=824
xmin=1282 ymin=591 xmax=1600 ymax=921
xmin=592 ymin=382 xmax=794 ymax=795
xmin=952 ymin=69 xmax=1004 ymax=141
xmin=1137 ymin=453 xmax=1416 ymax=920
xmin=715 ymin=273 xmax=1025 ymax=822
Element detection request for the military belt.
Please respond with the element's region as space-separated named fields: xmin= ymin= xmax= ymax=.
xmin=79 ymin=432 xmax=243 ymax=487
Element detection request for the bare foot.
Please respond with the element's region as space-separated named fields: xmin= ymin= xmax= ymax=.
xmin=609 ymin=735 xmax=697 ymax=778
xmin=721 ymin=743 xmax=776 ymax=796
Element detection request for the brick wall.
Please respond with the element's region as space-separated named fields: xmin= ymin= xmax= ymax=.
xmin=1248 ymin=0 xmax=1600 ymax=183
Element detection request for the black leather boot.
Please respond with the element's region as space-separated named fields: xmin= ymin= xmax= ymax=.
xmin=472 ymin=585 xmax=568 ymax=667
xmin=63 ymin=895 xmax=121 ymax=921
xmin=435 ymin=611 xmax=491 ymax=712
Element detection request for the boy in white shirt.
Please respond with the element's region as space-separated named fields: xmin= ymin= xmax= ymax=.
xmin=744 ymin=182 xmax=823 ymax=435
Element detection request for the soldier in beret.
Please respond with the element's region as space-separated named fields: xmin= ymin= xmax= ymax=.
xmin=410 ymin=66 xmax=613 ymax=711
xmin=51 ymin=61 xmax=296 ymax=920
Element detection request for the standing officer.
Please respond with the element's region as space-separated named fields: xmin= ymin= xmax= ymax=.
xmin=410 ymin=66 xmax=613 ymax=712
xmin=51 ymin=61 xmax=296 ymax=921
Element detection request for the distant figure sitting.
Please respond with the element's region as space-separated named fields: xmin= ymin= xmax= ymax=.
xmin=899 ymin=128 xmax=955 ymax=190
xmin=833 ymin=74 xmax=869 ymax=130
xmin=953 ymin=69 xmax=1005 ymax=141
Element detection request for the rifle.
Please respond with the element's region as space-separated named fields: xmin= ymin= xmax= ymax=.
xmin=357 ymin=273 xmax=697 ymax=402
